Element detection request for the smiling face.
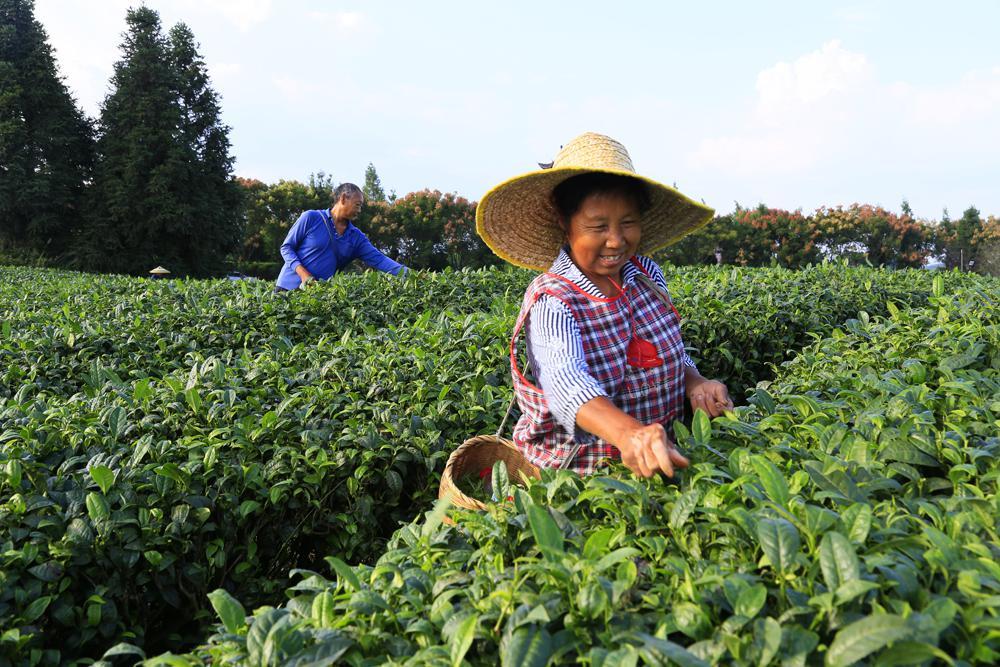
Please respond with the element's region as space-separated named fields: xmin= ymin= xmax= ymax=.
xmin=563 ymin=190 xmax=641 ymax=293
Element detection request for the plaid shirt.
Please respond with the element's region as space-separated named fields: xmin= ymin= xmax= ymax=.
xmin=510 ymin=253 xmax=688 ymax=474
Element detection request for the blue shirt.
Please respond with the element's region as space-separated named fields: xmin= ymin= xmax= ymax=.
xmin=275 ymin=209 xmax=407 ymax=290
xmin=526 ymin=248 xmax=697 ymax=439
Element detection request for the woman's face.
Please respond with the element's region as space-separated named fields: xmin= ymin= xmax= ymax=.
xmin=564 ymin=190 xmax=641 ymax=287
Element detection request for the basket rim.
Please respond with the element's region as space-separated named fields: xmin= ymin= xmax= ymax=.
xmin=439 ymin=434 xmax=538 ymax=511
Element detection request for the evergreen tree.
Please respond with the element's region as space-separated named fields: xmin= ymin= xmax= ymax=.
xmin=363 ymin=162 xmax=386 ymax=202
xmin=956 ymin=206 xmax=982 ymax=270
xmin=168 ymin=22 xmax=241 ymax=275
xmin=956 ymin=206 xmax=981 ymax=250
xmin=900 ymin=199 xmax=913 ymax=218
xmin=0 ymin=0 xmax=94 ymax=256
xmin=82 ymin=7 xmax=238 ymax=276
xmin=82 ymin=7 xmax=185 ymax=273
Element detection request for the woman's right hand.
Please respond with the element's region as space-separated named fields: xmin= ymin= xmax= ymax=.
xmin=576 ymin=397 xmax=691 ymax=478
xmin=620 ymin=423 xmax=689 ymax=478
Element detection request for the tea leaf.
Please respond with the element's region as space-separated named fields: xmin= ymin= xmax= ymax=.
xmin=692 ymin=409 xmax=711 ymax=444
xmin=825 ymin=614 xmax=912 ymax=667
xmin=757 ymin=518 xmax=800 ymax=574
xmin=20 ymin=595 xmax=52 ymax=623
xmin=735 ymin=584 xmax=767 ymax=619
xmin=311 ymin=591 xmax=336 ymax=627
xmin=751 ymin=455 xmax=790 ymax=507
xmin=819 ymin=531 xmax=859 ymax=592
xmin=583 ymin=528 xmax=615 ymax=560
xmin=527 ymin=504 xmax=563 ymax=555
xmin=501 ymin=625 xmax=553 ymax=667
xmin=89 ymin=464 xmax=115 ymax=495
xmin=325 ymin=556 xmax=362 ymax=592
xmin=450 ymin=613 xmax=479 ymax=667
xmin=207 ymin=589 xmax=246 ymax=634
xmin=85 ymin=492 xmax=110 ymax=522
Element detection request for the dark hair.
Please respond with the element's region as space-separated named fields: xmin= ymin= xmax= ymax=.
xmin=333 ymin=182 xmax=363 ymax=203
xmin=551 ymin=173 xmax=651 ymax=223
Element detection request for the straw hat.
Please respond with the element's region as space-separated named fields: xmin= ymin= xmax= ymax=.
xmin=148 ymin=266 xmax=171 ymax=275
xmin=476 ymin=132 xmax=715 ymax=271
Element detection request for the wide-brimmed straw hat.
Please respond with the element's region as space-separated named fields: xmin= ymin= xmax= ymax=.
xmin=476 ymin=132 xmax=715 ymax=271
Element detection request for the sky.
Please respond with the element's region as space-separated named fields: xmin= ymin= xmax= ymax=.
xmin=33 ymin=0 xmax=1000 ymax=220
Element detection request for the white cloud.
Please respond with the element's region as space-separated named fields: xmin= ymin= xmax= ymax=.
xmin=754 ymin=40 xmax=874 ymax=125
xmin=687 ymin=40 xmax=1000 ymax=215
xmin=691 ymin=40 xmax=875 ymax=174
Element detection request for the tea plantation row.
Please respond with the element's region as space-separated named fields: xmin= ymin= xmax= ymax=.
xmin=0 ymin=264 xmax=995 ymax=664
xmin=148 ymin=280 xmax=1000 ymax=666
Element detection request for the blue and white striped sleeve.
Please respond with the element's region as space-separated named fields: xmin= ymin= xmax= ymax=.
xmin=525 ymin=295 xmax=607 ymax=441
xmin=642 ymin=259 xmax=698 ymax=370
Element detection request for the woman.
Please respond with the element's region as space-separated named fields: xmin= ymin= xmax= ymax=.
xmin=477 ymin=133 xmax=733 ymax=478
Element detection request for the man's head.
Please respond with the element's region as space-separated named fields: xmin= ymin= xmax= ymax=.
xmin=332 ymin=183 xmax=364 ymax=220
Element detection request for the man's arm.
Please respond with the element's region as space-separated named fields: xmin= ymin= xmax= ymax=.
xmin=280 ymin=213 xmax=313 ymax=281
xmin=353 ymin=233 xmax=407 ymax=276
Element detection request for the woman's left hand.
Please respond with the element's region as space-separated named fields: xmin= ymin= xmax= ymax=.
xmin=688 ymin=378 xmax=733 ymax=417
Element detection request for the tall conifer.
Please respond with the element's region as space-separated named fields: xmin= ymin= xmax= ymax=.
xmin=363 ymin=163 xmax=386 ymax=202
xmin=84 ymin=7 xmax=238 ymax=276
xmin=0 ymin=0 xmax=94 ymax=256
xmin=168 ymin=22 xmax=241 ymax=274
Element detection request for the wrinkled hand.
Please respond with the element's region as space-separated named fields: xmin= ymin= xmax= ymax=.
xmin=620 ymin=423 xmax=690 ymax=478
xmin=299 ymin=275 xmax=316 ymax=289
xmin=688 ymin=379 xmax=733 ymax=417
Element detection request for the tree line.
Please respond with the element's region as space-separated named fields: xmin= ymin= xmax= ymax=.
xmin=236 ymin=168 xmax=501 ymax=278
xmin=2 ymin=0 xmax=998 ymax=277
xmin=1 ymin=1 xmax=240 ymax=277
xmin=656 ymin=203 xmax=1000 ymax=274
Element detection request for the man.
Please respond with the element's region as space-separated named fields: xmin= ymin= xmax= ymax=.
xmin=274 ymin=183 xmax=407 ymax=292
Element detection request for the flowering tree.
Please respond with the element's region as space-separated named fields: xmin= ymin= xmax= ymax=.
xmin=813 ymin=204 xmax=929 ymax=268
xmin=362 ymin=190 xmax=500 ymax=270
xmin=733 ymin=206 xmax=820 ymax=266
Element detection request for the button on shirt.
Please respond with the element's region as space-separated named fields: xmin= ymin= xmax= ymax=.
xmin=275 ymin=209 xmax=406 ymax=290
xmin=526 ymin=249 xmax=697 ymax=443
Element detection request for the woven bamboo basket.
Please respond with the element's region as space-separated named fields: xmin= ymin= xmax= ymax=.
xmin=439 ymin=435 xmax=540 ymax=511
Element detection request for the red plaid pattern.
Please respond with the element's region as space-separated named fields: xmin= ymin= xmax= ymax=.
xmin=510 ymin=257 xmax=687 ymax=474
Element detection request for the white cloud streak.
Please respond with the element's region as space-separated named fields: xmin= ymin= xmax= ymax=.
xmin=689 ymin=40 xmax=1000 ymax=179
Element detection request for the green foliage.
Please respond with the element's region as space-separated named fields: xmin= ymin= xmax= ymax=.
xmin=238 ymin=182 xmax=501 ymax=275
xmin=932 ymin=206 xmax=1000 ymax=273
xmin=236 ymin=173 xmax=335 ymax=272
xmin=76 ymin=7 xmax=239 ymax=277
xmin=657 ymin=204 xmax=932 ymax=269
xmin=0 ymin=265 xmax=527 ymax=662
xmin=363 ymin=163 xmax=386 ymax=203
xmin=665 ymin=262 xmax=986 ymax=401
xmin=0 ymin=0 xmax=94 ymax=256
xmin=167 ymin=22 xmax=243 ymax=273
xmin=151 ymin=279 xmax=1000 ymax=665
xmin=1 ymin=262 xmax=997 ymax=664
xmin=363 ymin=189 xmax=501 ymax=271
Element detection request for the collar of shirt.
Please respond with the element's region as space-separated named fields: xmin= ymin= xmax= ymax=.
xmin=548 ymin=246 xmax=641 ymax=297
xmin=321 ymin=210 xmax=355 ymax=238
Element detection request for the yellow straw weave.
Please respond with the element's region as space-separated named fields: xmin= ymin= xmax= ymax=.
xmin=476 ymin=132 xmax=714 ymax=271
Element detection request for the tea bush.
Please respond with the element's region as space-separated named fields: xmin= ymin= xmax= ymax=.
xmin=148 ymin=278 xmax=999 ymax=665
xmin=0 ymin=264 xmax=995 ymax=663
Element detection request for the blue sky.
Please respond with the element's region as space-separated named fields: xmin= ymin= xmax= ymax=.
xmin=35 ymin=1 xmax=1000 ymax=220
